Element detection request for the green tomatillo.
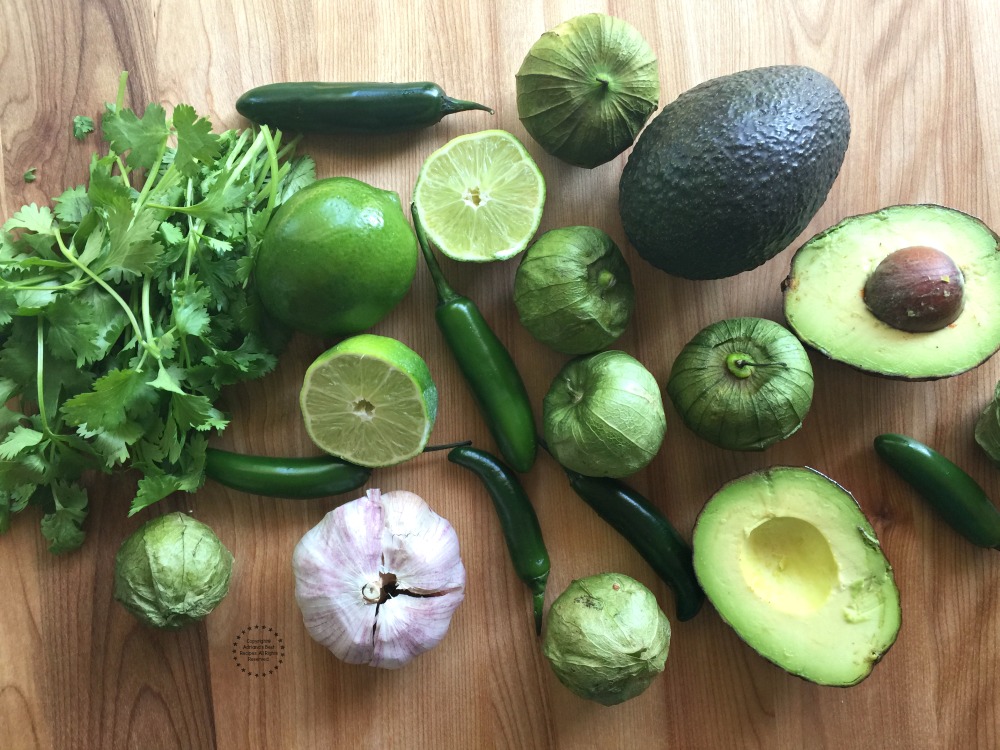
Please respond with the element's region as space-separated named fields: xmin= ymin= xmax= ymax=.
xmin=515 ymin=13 xmax=659 ymax=168
xmin=975 ymin=382 xmax=1000 ymax=467
xmin=542 ymin=573 xmax=671 ymax=705
xmin=514 ymin=226 xmax=635 ymax=355
xmin=113 ymin=513 xmax=234 ymax=630
xmin=543 ymin=350 xmax=665 ymax=477
xmin=666 ymin=317 xmax=814 ymax=451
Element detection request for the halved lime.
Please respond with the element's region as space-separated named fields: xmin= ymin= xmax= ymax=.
xmin=412 ymin=129 xmax=546 ymax=262
xmin=299 ymin=335 xmax=438 ymax=468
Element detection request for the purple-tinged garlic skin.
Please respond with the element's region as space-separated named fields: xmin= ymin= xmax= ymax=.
xmin=292 ymin=488 xmax=466 ymax=669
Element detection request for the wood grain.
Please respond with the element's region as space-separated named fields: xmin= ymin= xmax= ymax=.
xmin=2 ymin=1 xmax=1000 ymax=748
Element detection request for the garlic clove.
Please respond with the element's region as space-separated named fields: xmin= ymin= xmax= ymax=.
xmin=372 ymin=588 xmax=467 ymax=668
xmin=292 ymin=488 xmax=466 ymax=669
xmin=292 ymin=490 xmax=385 ymax=665
xmin=380 ymin=490 xmax=466 ymax=594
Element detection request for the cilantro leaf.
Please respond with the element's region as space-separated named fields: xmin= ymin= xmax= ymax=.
xmin=53 ymin=186 xmax=92 ymax=226
xmin=23 ymin=168 xmax=37 ymax=183
xmin=97 ymin=203 xmax=164 ymax=277
xmin=171 ymin=278 xmax=212 ymax=336
xmin=86 ymin=154 xmax=132 ymax=209
xmin=172 ymin=104 xmax=220 ymax=177
xmin=43 ymin=295 xmax=105 ymax=365
xmin=0 ymin=427 xmax=45 ymax=460
xmin=129 ymin=433 xmax=207 ymax=516
xmin=72 ymin=115 xmax=95 ymax=140
xmin=61 ymin=368 xmax=155 ymax=436
xmin=3 ymin=203 xmax=55 ymax=235
xmin=0 ymin=77 xmax=314 ymax=551
xmin=40 ymin=510 xmax=86 ymax=554
xmin=277 ymin=156 xmax=316 ymax=204
xmin=171 ymin=391 xmax=228 ymax=432
xmin=101 ymin=103 xmax=169 ymax=169
xmin=39 ymin=481 xmax=88 ymax=554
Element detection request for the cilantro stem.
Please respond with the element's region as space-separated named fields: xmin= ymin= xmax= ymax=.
xmin=182 ymin=180 xmax=202 ymax=279
xmin=0 ymin=276 xmax=82 ymax=292
xmin=274 ymin=135 xmax=300 ymax=163
xmin=51 ymin=231 xmax=148 ymax=356
xmin=35 ymin=319 xmax=54 ymax=439
xmin=114 ymin=71 xmax=129 ymax=113
xmin=225 ymin=129 xmax=252 ymax=171
xmin=227 ymin=133 xmax=268 ymax=191
xmin=134 ymin=143 xmax=170 ymax=213
xmin=259 ymin=126 xmax=282 ymax=221
xmin=141 ymin=277 xmax=158 ymax=354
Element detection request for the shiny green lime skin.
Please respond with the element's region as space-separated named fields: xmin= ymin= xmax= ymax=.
xmin=255 ymin=177 xmax=417 ymax=337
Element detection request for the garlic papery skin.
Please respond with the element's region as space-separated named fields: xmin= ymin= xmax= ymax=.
xmin=292 ymin=488 xmax=466 ymax=669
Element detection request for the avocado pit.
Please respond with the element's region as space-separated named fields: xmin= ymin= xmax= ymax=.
xmin=863 ymin=245 xmax=965 ymax=332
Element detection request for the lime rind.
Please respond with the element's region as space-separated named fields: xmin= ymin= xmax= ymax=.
xmin=412 ymin=129 xmax=546 ymax=262
xmin=300 ymin=337 xmax=437 ymax=468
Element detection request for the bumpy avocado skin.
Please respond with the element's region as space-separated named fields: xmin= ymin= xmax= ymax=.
xmin=618 ymin=65 xmax=850 ymax=280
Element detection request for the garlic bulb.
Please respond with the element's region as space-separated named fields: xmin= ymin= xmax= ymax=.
xmin=292 ymin=488 xmax=466 ymax=669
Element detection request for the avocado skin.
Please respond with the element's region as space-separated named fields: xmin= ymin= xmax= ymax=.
xmin=618 ymin=65 xmax=850 ymax=280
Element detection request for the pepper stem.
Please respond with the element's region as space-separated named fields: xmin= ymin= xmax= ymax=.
xmin=412 ymin=204 xmax=460 ymax=304
xmin=423 ymin=439 xmax=473 ymax=452
xmin=533 ymin=589 xmax=545 ymax=636
xmin=440 ymin=96 xmax=494 ymax=116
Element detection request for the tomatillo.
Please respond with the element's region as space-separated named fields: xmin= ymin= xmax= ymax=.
xmin=514 ymin=226 xmax=635 ymax=355
xmin=666 ymin=317 xmax=814 ymax=451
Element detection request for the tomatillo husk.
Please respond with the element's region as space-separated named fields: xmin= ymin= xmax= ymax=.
xmin=666 ymin=317 xmax=814 ymax=451
xmin=515 ymin=13 xmax=659 ymax=168
xmin=113 ymin=513 xmax=234 ymax=630
xmin=514 ymin=226 xmax=635 ymax=355
xmin=542 ymin=573 xmax=670 ymax=705
xmin=543 ymin=350 xmax=666 ymax=477
xmin=975 ymin=382 xmax=1000 ymax=467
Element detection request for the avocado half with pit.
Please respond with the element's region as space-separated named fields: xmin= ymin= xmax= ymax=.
xmin=783 ymin=204 xmax=1000 ymax=379
xmin=693 ymin=466 xmax=900 ymax=687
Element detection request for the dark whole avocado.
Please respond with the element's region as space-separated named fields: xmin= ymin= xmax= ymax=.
xmin=618 ymin=65 xmax=850 ymax=280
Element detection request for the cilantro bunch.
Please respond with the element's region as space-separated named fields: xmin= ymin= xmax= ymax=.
xmin=0 ymin=73 xmax=315 ymax=553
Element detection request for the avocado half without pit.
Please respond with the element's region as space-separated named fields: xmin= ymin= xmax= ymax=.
xmin=692 ymin=467 xmax=901 ymax=687
xmin=783 ymin=204 xmax=1000 ymax=379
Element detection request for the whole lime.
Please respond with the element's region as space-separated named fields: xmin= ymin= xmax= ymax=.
xmin=255 ymin=177 xmax=417 ymax=337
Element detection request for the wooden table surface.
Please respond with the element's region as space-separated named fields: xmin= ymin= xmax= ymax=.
xmin=2 ymin=1 xmax=1000 ymax=748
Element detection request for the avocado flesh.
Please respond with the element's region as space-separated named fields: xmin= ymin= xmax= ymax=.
xmin=693 ymin=467 xmax=900 ymax=687
xmin=618 ymin=65 xmax=850 ymax=280
xmin=784 ymin=204 xmax=1000 ymax=379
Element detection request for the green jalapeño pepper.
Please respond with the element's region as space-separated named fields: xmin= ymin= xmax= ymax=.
xmin=205 ymin=448 xmax=371 ymax=499
xmin=559 ymin=461 xmax=704 ymax=622
xmin=874 ymin=433 xmax=1000 ymax=549
xmin=235 ymin=81 xmax=493 ymax=134
xmin=449 ymin=446 xmax=550 ymax=634
xmin=413 ymin=205 xmax=537 ymax=472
